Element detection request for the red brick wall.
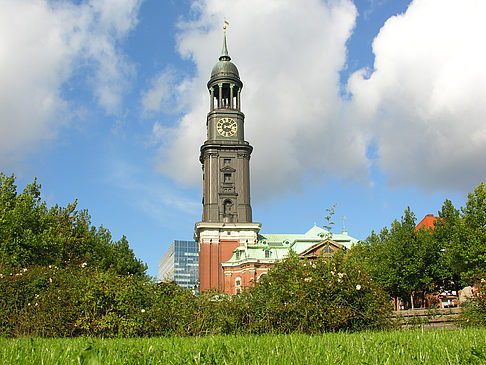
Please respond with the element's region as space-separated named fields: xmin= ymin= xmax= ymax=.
xmin=223 ymin=264 xmax=271 ymax=295
xmin=199 ymin=239 xmax=240 ymax=292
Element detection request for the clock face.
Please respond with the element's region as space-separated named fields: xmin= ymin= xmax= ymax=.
xmin=217 ymin=118 xmax=237 ymax=137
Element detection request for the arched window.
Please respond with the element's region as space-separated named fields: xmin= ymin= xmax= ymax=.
xmin=223 ymin=200 xmax=232 ymax=216
xmin=235 ymin=276 xmax=242 ymax=295
xmin=257 ymin=273 xmax=267 ymax=283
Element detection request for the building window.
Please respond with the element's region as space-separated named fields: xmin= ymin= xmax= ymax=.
xmin=224 ymin=200 xmax=232 ymax=215
xmin=224 ymin=173 xmax=231 ymax=183
xmin=257 ymin=273 xmax=267 ymax=283
xmin=265 ymin=250 xmax=271 ymax=258
xmin=322 ymin=245 xmax=334 ymax=254
xmin=224 ymin=158 xmax=231 ymax=165
xmin=235 ymin=276 xmax=242 ymax=295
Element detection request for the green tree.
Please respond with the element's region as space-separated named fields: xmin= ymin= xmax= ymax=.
xmin=443 ymin=183 xmax=486 ymax=283
xmin=0 ymin=173 xmax=147 ymax=277
xmin=358 ymin=208 xmax=444 ymax=308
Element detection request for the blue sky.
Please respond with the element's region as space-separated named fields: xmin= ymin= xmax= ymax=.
xmin=2 ymin=0 xmax=485 ymax=278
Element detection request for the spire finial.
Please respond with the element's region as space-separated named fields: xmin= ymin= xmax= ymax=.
xmin=220 ymin=19 xmax=231 ymax=61
xmin=342 ymin=215 xmax=348 ymax=235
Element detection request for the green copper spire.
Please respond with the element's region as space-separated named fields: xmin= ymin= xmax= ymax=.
xmin=219 ymin=24 xmax=231 ymax=61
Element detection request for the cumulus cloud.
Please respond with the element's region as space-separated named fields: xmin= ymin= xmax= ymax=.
xmin=141 ymin=67 xmax=193 ymax=115
xmin=347 ymin=0 xmax=486 ymax=191
xmin=0 ymin=0 xmax=141 ymax=166
xmin=151 ymin=0 xmax=367 ymax=198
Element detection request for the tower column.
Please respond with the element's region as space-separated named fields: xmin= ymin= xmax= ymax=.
xmin=229 ymin=84 xmax=234 ymax=109
xmin=210 ymin=87 xmax=214 ymax=111
xmin=218 ymin=83 xmax=223 ymax=108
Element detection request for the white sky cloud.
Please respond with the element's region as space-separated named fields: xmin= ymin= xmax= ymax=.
xmin=152 ymin=0 xmax=367 ymax=198
xmin=151 ymin=0 xmax=486 ymax=197
xmin=347 ymin=0 xmax=486 ymax=191
xmin=3 ymin=0 xmax=484 ymax=200
xmin=0 ymin=0 xmax=141 ymax=166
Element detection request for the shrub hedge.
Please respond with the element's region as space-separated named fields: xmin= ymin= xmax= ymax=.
xmin=1 ymin=251 xmax=394 ymax=337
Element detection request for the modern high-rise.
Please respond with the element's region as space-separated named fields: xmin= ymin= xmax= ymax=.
xmin=158 ymin=240 xmax=199 ymax=290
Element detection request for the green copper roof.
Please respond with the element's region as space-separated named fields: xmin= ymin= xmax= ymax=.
xmin=225 ymin=225 xmax=360 ymax=264
xmin=220 ymin=31 xmax=230 ymax=61
xmin=210 ymin=30 xmax=240 ymax=79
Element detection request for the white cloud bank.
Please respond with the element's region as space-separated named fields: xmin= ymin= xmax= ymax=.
xmin=347 ymin=0 xmax=486 ymax=191
xmin=0 ymin=0 xmax=141 ymax=166
xmin=152 ymin=0 xmax=486 ymax=197
xmin=151 ymin=0 xmax=367 ymax=199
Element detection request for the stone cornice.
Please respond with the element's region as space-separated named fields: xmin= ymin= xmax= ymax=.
xmin=194 ymin=222 xmax=262 ymax=243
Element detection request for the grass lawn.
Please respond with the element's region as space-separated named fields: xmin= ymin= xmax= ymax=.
xmin=1 ymin=327 xmax=485 ymax=364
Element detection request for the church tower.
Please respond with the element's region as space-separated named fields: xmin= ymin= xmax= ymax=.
xmin=201 ymin=29 xmax=252 ymax=223
xmin=195 ymin=28 xmax=261 ymax=292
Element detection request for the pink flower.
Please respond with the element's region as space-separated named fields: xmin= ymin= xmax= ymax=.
xmin=356 ymin=285 xmax=362 ymax=291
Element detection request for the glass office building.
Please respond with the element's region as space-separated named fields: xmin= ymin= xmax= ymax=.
xmin=158 ymin=240 xmax=199 ymax=291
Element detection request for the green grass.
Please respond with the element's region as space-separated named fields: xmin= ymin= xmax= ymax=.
xmin=1 ymin=328 xmax=486 ymax=364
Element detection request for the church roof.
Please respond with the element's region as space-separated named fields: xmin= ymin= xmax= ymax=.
xmin=210 ymin=30 xmax=240 ymax=80
xmin=224 ymin=224 xmax=359 ymax=265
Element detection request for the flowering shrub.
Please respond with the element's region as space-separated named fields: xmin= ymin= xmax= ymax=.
xmin=241 ymin=250 xmax=392 ymax=333
xmin=0 ymin=254 xmax=392 ymax=337
xmin=461 ymin=277 xmax=486 ymax=326
xmin=0 ymin=264 xmax=179 ymax=337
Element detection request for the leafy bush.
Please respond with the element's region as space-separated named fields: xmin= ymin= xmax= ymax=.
xmin=242 ymin=250 xmax=392 ymax=333
xmin=461 ymin=277 xmax=486 ymax=326
xmin=0 ymin=254 xmax=392 ymax=337
xmin=0 ymin=264 xmax=149 ymax=337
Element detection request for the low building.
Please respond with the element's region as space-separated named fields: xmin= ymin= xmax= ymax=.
xmin=222 ymin=224 xmax=359 ymax=294
xmin=158 ymin=240 xmax=199 ymax=291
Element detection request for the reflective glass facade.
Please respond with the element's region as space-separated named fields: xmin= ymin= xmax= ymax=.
xmin=158 ymin=240 xmax=199 ymax=291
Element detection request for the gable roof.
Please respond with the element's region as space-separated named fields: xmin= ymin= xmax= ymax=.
xmin=299 ymin=239 xmax=345 ymax=257
xmin=416 ymin=214 xmax=438 ymax=230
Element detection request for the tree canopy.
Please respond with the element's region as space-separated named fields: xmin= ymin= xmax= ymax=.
xmin=351 ymin=182 xmax=486 ymax=307
xmin=0 ymin=173 xmax=147 ymax=277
